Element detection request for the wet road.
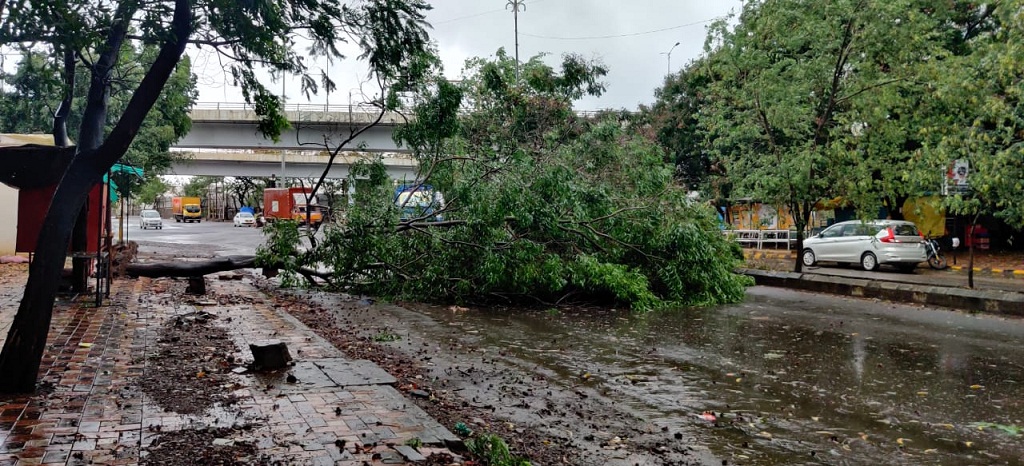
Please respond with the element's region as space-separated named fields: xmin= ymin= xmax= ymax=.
xmin=396 ymin=288 xmax=1024 ymax=465
xmin=135 ymin=221 xmax=1024 ymax=464
xmin=117 ymin=215 xmax=266 ymax=256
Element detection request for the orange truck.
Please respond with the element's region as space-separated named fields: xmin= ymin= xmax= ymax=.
xmin=263 ymin=187 xmax=322 ymax=225
xmin=171 ymin=196 xmax=202 ymax=223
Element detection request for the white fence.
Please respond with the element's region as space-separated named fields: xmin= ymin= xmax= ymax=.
xmin=725 ymin=229 xmax=794 ymax=250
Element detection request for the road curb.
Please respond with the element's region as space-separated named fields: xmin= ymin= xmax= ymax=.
xmin=738 ymin=268 xmax=1024 ymax=316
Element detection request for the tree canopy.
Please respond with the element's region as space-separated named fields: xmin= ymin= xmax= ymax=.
xmin=932 ymin=2 xmax=1024 ymax=227
xmin=645 ymin=0 xmax=1024 ymax=272
xmin=261 ymin=51 xmax=751 ymax=311
xmin=0 ymin=0 xmax=438 ymax=393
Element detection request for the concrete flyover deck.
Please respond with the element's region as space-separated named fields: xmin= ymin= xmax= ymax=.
xmin=168 ymin=148 xmax=418 ymax=179
xmin=168 ymin=103 xmax=420 ymax=179
xmin=177 ymin=103 xmax=408 ymax=153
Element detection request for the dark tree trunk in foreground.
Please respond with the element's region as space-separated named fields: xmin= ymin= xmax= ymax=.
xmin=0 ymin=0 xmax=192 ymax=393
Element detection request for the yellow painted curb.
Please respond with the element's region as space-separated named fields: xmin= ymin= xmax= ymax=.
xmin=1013 ymin=270 xmax=1024 ymax=276
xmin=991 ymin=269 xmax=1004 ymax=273
xmin=950 ymin=266 xmax=963 ymax=271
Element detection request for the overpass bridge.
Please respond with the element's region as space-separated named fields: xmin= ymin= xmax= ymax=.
xmin=168 ymin=102 xmax=418 ymax=180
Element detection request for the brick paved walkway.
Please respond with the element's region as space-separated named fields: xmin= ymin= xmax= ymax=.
xmin=745 ymin=247 xmax=1024 ymax=278
xmin=0 ymin=269 xmax=458 ymax=465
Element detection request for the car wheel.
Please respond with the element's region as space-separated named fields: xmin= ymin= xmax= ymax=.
xmin=861 ymin=252 xmax=879 ymax=271
xmin=801 ymin=249 xmax=817 ymax=267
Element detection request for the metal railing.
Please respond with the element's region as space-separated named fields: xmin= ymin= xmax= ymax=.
xmin=192 ymin=101 xmax=387 ymax=114
xmin=191 ymin=102 xmax=632 ymax=120
xmin=724 ymin=229 xmax=794 ymax=250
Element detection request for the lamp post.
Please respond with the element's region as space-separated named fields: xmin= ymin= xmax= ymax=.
xmin=506 ymin=0 xmax=526 ymax=80
xmin=661 ymin=41 xmax=680 ymax=75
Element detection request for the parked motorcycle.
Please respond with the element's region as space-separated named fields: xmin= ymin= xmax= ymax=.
xmin=925 ymin=238 xmax=947 ymax=270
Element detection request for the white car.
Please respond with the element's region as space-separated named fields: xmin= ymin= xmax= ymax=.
xmin=801 ymin=220 xmax=927 ymax=272
xmin=233 ymin=211 xmax=257 ymax=227
xmin=139 ymin=210 xmax=163 ymax=230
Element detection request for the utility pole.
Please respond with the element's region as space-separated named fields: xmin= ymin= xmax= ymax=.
xmin=506 ymin=0 xmax=526 ymax=80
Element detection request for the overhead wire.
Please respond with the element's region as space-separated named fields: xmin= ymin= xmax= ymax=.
xmin=520 ymin=18 xmax=722 ymax=41
xmin=432 ymin=0 xmax=546 ymax=25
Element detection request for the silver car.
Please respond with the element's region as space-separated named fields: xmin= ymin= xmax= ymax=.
xmin=801 ymin=220 xmax=927 ymax=272
xmin=139 ymin=209 xmax=163 ymax=230
xmin=233 ymin=211 xmax=257 ymax=227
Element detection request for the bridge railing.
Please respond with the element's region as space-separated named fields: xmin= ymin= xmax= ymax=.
xmin=192 ymin=102 xmax=632 ymax=120
xmin=193 ymin=101 xmax=388 ymax=114
xmin=188 ymin=103 xmax=626 ymax=125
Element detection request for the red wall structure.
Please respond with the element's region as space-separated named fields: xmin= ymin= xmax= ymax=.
xmin=17 ymin=184 xmax=107 ymax=253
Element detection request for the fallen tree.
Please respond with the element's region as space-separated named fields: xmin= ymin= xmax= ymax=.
xmin=124 ymin=255 xmax=332 ymax=287
xmin=125 ymin=255 xmax=258 ymax=277
xmin=261 ymin=53 xmax=753 ymax=311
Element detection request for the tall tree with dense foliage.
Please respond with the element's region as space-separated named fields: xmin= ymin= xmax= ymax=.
xmin=0 ymin=47 xmax=197 ymax=176
xmin=0 ymin=0 xmax=435 ymax=393
xmin=264 ymin=51 xmax=751 ymax=310
xmin=641 ymin=58 xmax=720 ymax=192
xmin=928 ymin=1 xmax=1022 ymax=286
xmin=699 ymin=0 xmax=948 ymax=272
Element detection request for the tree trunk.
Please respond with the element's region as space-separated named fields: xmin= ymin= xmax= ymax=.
xmin=0 ymin=0 xmax=192 ymax=393
xmin=126 ymin=255 xmax=258 ymax=277
xmin=791 ymin=201 xmax=811 ymax=273
xmin=0 ymin=165 xmax=104 ymax=392
xmin=967 ymin=220 xmax=977 ymax=289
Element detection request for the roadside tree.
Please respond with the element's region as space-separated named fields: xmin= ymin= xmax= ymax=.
xmin=930 ymin=2 xmax=1024 ymax=287
xmin=640 ymin=58 xmax=720 ymax=192
xmin=699 ymin=0 xmax=947 ymax=272
xmin=0 ymin=0 xmax=435 ymax=393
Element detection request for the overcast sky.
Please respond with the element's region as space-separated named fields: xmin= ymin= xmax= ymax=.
xmin=193 ymin=1 xmax=739 ymax=111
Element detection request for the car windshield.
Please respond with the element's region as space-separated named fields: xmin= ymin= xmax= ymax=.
xmin=185 ymin=205 xmax=200 ymax=213
xmin=890 ymin=223 xmax=920 ymax=236
xmin=237 ymin=213 xmax=253 ymax=218
xmin=141 ymin=211 xmax=159 ymax=218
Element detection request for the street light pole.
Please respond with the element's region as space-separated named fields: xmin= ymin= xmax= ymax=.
xmin=661 ymin=41 xmax=680 ymax=75
xmin=506 ymin=0 xmax=526 ymax=81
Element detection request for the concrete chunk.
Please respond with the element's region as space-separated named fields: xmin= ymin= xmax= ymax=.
xmin=249 ymin=340 xmax=292 ymax=370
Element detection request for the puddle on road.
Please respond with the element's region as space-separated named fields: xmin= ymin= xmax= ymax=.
xmin=381 ymin=288 xmax=1024 ymax=465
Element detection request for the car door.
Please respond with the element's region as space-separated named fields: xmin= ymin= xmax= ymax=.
xmin=813 ymin=224 xmax=845 ymax=260
xmin=833 ymin=223 xmax=871 ymax=262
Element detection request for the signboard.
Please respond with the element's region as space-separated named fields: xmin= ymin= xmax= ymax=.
xmin=944 ymin=159 xmax=970 ymax=195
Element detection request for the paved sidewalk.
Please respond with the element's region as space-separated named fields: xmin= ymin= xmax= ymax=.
xmin=739 ymin=247 xmax=1024 ymax=315
xmin=0 ymin=267 xmax=458 ymax=465
xmin=744 ymin=247 xmax=1024 ymax=279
